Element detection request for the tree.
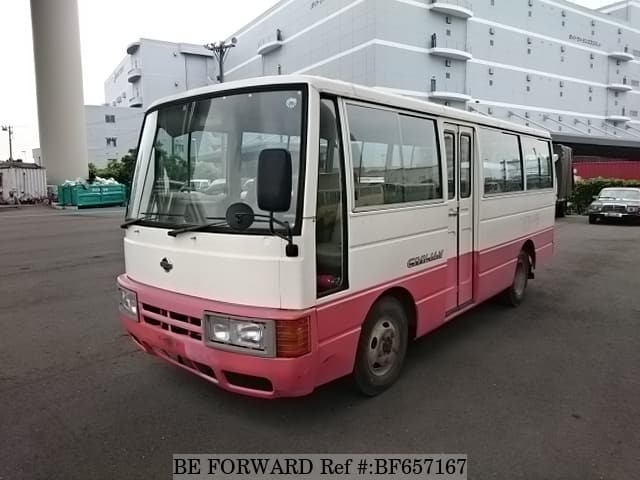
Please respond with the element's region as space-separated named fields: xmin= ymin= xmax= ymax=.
xmin=95 ymin=149 xmax=138 ymax=188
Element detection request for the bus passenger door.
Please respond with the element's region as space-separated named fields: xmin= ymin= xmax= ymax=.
xmin=444 ymin=124 xmax=474 ymax=313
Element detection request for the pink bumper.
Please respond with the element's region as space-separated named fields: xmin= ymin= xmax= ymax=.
xmin=117 ymin=275 xmax=356 ymax=398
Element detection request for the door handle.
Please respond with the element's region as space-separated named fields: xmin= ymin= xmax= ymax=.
xmin=448 ymin=209 xmax=459 ymax=217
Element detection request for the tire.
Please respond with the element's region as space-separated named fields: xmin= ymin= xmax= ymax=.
xmin=588 ymin=214 xmax=597 ymax=224
xmin=353 ymin=297 xmax=409 ymax=396
xmin=555 ymin=201 xmax=566 ymax=218
xmin=501 ymin=250 xmax=530 ymax=307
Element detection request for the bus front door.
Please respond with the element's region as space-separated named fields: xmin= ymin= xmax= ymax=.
xmin=444 ymin=124 xmax=474 ymax=313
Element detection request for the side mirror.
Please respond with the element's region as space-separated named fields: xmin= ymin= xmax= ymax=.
xmin=257 ymin=148 xmax=292 ymax=213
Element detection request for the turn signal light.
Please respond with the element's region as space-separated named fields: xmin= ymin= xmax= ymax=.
xmin=276 ymin=317 xmax=310 ymax=358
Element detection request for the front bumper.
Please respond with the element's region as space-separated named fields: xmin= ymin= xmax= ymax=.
xmin=117 ymin=275 xmax=358 ymax=398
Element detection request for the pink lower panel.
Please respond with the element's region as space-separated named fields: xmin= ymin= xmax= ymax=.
xmin=316 ymin=264 xmax=449 ymax=343
xmin=475 ymin=228 xmax=554 ymax=303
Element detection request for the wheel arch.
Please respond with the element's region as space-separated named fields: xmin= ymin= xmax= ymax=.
xmin=522 ymin=239 xmax=536 ymax=278
xmin=374 ymin=287 xmax=417 ymax=340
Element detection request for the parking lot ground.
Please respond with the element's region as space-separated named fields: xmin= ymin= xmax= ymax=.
xmin=0 ymin=209 xmax=639 ymax=480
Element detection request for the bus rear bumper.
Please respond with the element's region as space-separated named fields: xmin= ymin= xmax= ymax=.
xmin=117 ymin=275 xmax=349 ymax=399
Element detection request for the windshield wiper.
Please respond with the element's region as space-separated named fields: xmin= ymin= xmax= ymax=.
xmin=121 ymin=213 xmax=186 ymax=229
xmin=167 ymin=217 xmax=228 ymax=237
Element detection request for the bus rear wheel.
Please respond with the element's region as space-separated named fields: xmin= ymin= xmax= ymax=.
xmin=353 ymin=297 xmax=408 ymax=396
xmin=501 ymin=250 xmax=530 ymax=307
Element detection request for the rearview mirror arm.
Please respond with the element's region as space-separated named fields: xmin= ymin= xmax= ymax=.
xmin=268 ymin=213 xmax=298 ymax=258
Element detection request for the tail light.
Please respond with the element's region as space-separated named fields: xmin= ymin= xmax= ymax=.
xmin=276 ymin=317 xmax=310 ymax=358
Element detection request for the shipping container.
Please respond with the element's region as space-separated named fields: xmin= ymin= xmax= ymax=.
xmin=0 ymin=161 xmax=47 ymax=203
xmin=573 ymin=157 xmax=640 ymax=180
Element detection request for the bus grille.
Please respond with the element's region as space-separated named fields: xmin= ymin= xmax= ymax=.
xmin=141 ymin=303 xmax=203 ymax=341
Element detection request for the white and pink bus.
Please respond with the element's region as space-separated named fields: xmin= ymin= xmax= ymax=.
xmin=118 ymin=76 xmax=555 ymax=398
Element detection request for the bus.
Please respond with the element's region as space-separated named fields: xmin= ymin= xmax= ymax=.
xmin=118 ymin=76 xmax=555 ymax=398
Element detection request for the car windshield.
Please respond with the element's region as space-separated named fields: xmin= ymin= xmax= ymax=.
xmin=598 ymin=189 xmax=640 ymax=200
xmin=126 ymin=87 xmax=306 ymax=231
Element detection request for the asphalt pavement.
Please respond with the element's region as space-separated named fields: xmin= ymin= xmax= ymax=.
xmin=0 ymin=207 xmax=639 ymax=480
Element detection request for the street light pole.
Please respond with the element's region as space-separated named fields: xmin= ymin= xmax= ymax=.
xmin=204 ymin=37 xmax=238 ymax=83
xmin=2 ymin=125 xmax=14 ymax=161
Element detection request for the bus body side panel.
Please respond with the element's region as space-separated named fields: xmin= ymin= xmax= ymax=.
xmin=475 ymin=192 xmax=555 ymax=303
xmin=330 ymin=205 xmax=450 ymax=336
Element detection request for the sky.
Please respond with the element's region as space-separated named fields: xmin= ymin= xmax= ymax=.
xmin=0 ymin=0 xmax=623 ymax=162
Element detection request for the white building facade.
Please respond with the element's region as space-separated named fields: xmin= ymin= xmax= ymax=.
xmin=220 ymin=0 xmax=640 ymax=151
xmin=85 ymin=38 xmax=217 ymax=168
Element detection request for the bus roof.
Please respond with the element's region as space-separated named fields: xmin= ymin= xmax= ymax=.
xmin=146 ymin=75 xmax=551 ymax=139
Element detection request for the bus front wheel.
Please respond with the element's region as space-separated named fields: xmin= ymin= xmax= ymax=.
xmin=501 ymin=250 xmax=530 ymax=307
xmin=353 ymin=297 xmax=409 ymax=396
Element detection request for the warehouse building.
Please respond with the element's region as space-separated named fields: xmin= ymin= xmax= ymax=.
xmin=220 ymin=0 xmax=640 ymax=165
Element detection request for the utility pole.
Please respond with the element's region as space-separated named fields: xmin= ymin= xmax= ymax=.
xmin=2 ymin=125 xmax=14 ymax=161
xmin=204 ymin=37 xmax=238 ymax=83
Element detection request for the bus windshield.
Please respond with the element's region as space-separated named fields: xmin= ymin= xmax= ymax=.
xmin=126 ymin=87 xmax=306 ymax=231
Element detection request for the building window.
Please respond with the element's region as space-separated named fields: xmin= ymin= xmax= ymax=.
xmin=630 ymin=110 xmax=638 ymax=117
xmin=561 ymin=56 xmax=564 ymax=62
xmin=590 ymin=63 xmax=594 ymax=69
xmin=490 ymin=39 xmax=494 ymax=46
xmin=528 ymin=10 xmax=532 ymax=16
xmin=562 ymin=21 xmax=565 ymax=27
xmin=560 ymin=91 xmax=563 ymax=97
xmin=105 ymin=114 xmax=116 ymax=123
xmin=446 ymin=72 xmax=451 ymax=79
xmin=446 ymin=29 xmax=452 ymax=36
xmin=446 ymin=16 xmax=452 ymax=24
xmin=481 ymin=129 xmax=523 ymax=194
xmin=489 ymin=27 xmax=495 ymax=35
xmin=489 ymin=79 xmax=494 ymax=86
xmin=526 ymin=86 xmax=531 ymax=92
xmin=445 ymin=59 xmax=452 ymax=67
xmin=528 ymin=48 xmax=531 ymax=55
xmin=106 ymin=137 xmax=117 ymax=147
xmin=490 ymin=0 xmax=494 ymax=5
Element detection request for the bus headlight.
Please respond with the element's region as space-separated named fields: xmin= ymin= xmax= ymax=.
xmin=204 ymin=313 xmax=275 ymax=356
xmin=119 ymin=287 xmax=139 ymax=320
xmin=627 ymin=206 xmax=639 ymax=213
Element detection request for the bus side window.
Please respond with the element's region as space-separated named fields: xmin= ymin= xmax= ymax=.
xmin=445 ymin=132 xmax=455 ymax=200
xmin=316 ymin=99 xmax=347 ymax=296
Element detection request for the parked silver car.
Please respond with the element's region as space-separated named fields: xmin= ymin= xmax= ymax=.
xmin=588 ymin=187 xmax=640 ymax=224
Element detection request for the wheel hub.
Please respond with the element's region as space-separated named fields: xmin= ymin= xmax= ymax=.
xmin=367 ymin=318 xmax=399 ymax=377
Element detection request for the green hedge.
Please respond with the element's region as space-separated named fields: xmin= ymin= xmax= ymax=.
xmin=570 ymin=177 xmax=640 ymax=214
